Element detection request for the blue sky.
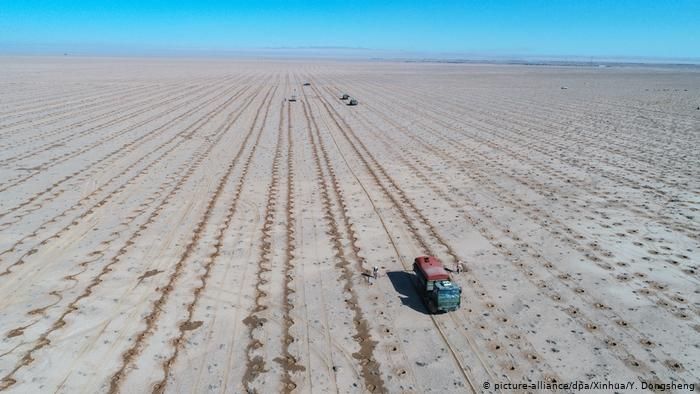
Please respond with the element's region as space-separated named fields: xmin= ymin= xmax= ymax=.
xmin=1 ymin=0 xmax=698 ymax=59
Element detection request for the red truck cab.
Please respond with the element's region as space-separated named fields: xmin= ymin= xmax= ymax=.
xmin=413 ymin=256 xmax=462 ymax=313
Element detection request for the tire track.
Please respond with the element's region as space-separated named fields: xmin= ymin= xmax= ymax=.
xmin=0 ymin=83 xmax=143 ymax=130
xmin=0 ymin=81 xmax=200 ymax=163
xmin=0 ymin=81 xmax=153 ymax=122
xmin=340 ymin=76 xmax=700 ymax=243
xmin=0 ymin=82 xmax=256 ymax=278
xmin=300 ymin=92 xmax=387 ymax=393
xmin=307 ymin=80 xmax=553 ymax=390
xmin=0 ymin=81 xmax=188 ymax=149
xmin=350 ymin=76 xmax=697 ymax=194
xmin=300 ymin=90 xmax=426 ymax=391
xmin=319 ymin=85 xmax=689 ymax=382
xmin=107 ymin=84 xmax=276 ymax=394
xmin=360 ymin=79 xmax=700 ymax=213
xmin=0 ymin=77 xmax=234 ymax=183
xmin=151 ymin=86 xmax=278 ymax=394
xmin=0 ymin=79 xmax=267 ymax=392
xmin=0 ymin=83 xmax=258 ymax=315
xmin=337 ymin=83 xmax=700 ymax=299
xmin=0 ymin=86 xmax=105 ymax=118
xmin=289 ymin=91 xmax=342 ymax=393
xmin=306 ymin=87 xmax=489 ymax=392
xmin=352 ymin=76 xmax=698 ymax=171
xmin=0 ymin=82 xmax=164 ymax=140
xmin=0 ymin=76 xmax=248 ymax=225
xmin=299 ymin=99 xmax=364 ymax=391
xmin=0 ymin=85 xmax=262 ymax=334
xmin=275 ymin=98 xmax=305 ymax=392
xmin=241 ymin=93 xmax=284 ymax=394
xmin=346 ymin=79 xmax=700 ymax=241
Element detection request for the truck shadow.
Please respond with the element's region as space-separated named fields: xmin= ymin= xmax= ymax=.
xmin=386 ymin=271 xmax=430 ymax=315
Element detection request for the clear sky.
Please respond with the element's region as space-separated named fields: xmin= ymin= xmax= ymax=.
xmin=1 ymin=0 xmax=698 ymax=59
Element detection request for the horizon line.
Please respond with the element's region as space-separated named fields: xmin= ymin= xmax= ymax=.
xmin=1 ymin=44 xmax=700 ymax=65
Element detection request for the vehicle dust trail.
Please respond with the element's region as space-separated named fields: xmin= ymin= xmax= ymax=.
xmin=300 ymin=91 xmax=387 ymax=393
xmin=0 ymin=82 xmax=268 ymax=392
xmin=150 ymin=86 xmax=280 ymax=394
xmin=106 ymin=85 xmax=277 ymax=394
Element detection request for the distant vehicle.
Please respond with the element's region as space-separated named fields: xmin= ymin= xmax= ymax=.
xmin=340 ymin=94 xmax=350 ymax=100
xmin=347 ymin=98 xmax=358 ymax=106
xmin=560 ymin=86 xmax=568 ymax=90
xmin=289 ymin=95 xmax=297 ymax=102
xmin=303 ymin=82 xmax=311 ymax=86
xmin=413 ymin=256 xmax=461 ymax=313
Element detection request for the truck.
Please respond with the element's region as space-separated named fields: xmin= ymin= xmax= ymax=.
xmin=412 ymin=256 xmax=462 ymax=313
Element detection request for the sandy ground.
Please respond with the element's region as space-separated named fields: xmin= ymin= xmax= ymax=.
xmin=0 ymin=57 xmax=698 ymax=393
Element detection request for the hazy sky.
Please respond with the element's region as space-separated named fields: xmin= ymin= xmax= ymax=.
xmin=1 ymin=0 xmax=698 ymax=59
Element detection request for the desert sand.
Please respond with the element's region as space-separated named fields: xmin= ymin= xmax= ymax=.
xmin=0 ymin=57 xmax=698 ymax=393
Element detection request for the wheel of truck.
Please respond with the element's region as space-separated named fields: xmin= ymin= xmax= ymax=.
xmin=427 ymin=299 xmax=437 ymax=314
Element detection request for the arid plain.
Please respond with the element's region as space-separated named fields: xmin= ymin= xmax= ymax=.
xmin=0 ymin=58 xmax=698 ymax=393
